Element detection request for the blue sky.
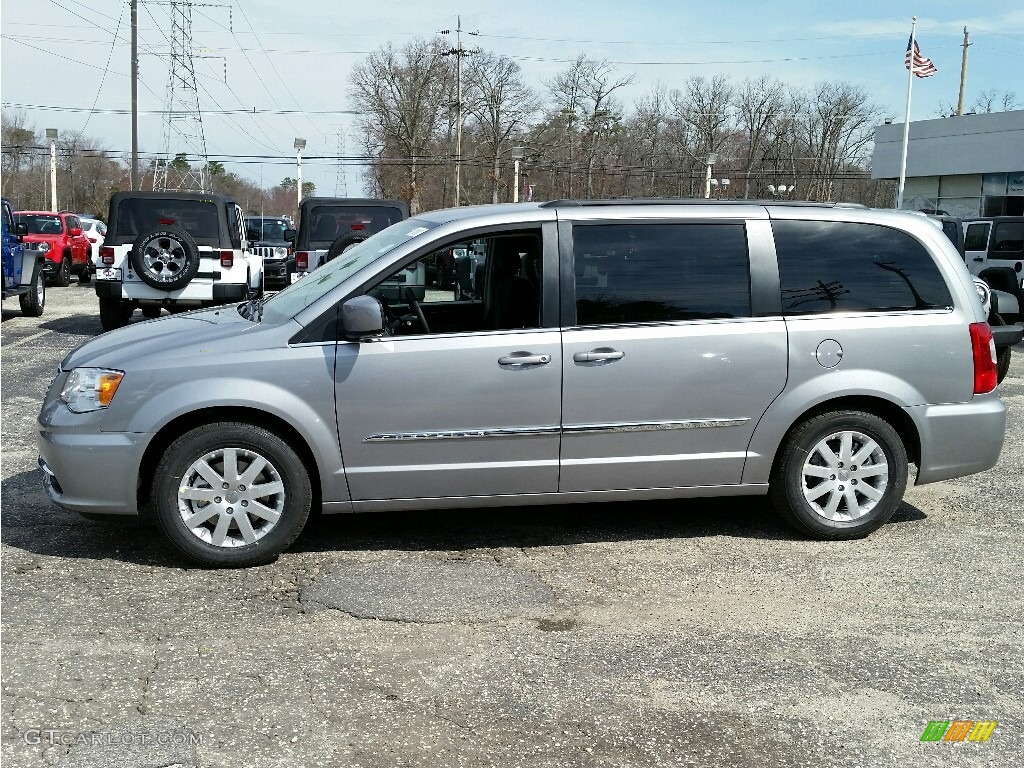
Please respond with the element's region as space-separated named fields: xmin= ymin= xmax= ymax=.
xmin=2 ymin=0 xmax=1022 ymax=193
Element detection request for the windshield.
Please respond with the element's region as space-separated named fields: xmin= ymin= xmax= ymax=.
xmin=15 ymin=214 xmax=62 ymax=235
xmin=260 ymin=218 xmax=438 ymax=324
xmin=246 ymin=218 xmax=288 ymax=241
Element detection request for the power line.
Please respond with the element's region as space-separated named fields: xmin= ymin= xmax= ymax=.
xmin=2 ymin=101 xmax=362 ymax=115
xmin=78 ymin=2 xmax=126 ymax=136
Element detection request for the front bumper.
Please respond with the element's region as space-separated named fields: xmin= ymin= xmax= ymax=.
xmin=912 ymin=393 xmax=1007 ymax=485
xmin=264 ymin=257 xmax=289 ymax=288
xmin=37 ymin=373 xmax=144 ymax=515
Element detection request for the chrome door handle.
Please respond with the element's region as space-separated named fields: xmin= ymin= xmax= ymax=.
xmin=573 ymin=348 xmax=625 ymax=363
xmin=498 ymin=353 xmax=551 ymax=367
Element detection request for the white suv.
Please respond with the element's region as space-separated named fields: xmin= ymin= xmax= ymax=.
xmin=95 ymin=191 xmax=263 ymax=330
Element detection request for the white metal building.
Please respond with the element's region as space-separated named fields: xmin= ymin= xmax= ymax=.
xmin=871 ymin=109 xmax=1024 ymax=217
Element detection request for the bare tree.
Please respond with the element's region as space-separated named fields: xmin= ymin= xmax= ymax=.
xmin=671 ymin=75 xmax=735 ymax=163
xmin=464 ymin=52 xmax=538 ymax=204
xmin=349 ymin=38 xmax=453 ymax=214
xmin=793 ymin=82 xmax=880 ymax=201
xmin=734 ymin=76 xmax=785 ymax=198
xmin=546 ymin=54 xmax=633 ymax=198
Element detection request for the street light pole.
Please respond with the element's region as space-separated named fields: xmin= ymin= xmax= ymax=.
xmin=294 ymin=138 xmax=306 ymax=216
xmin=46 ymin=128 xmax=58 ymax=211
xmin=511 ymin=146 xmax=524 ymax=203
xmin=704 ymin=153 xmax=718 ymax=199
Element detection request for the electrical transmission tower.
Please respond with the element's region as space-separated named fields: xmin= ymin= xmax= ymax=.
xmin=334 ymin=128 xmax=349 ymax=197
xmin=153 ymin=0 xmax=209 ymax=191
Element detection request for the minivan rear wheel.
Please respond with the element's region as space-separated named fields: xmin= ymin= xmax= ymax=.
xmin=770 ymin=411 xmax=908 ymax=539
xmin=153 ymin=423 xmax=311 ymax=567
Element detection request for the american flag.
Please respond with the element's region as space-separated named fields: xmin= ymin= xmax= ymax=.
xmin=905 ymin=37 xmax=938 ymax=77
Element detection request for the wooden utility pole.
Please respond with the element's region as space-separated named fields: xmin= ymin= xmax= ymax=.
xmin=956 ymin=27 xmax=971 ymax=116
xmin=440 ymin=17 xmax=477 ymax=207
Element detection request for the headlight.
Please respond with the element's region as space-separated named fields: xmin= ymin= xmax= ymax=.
xmin=36 ymin=241 xmax=51 ymax=253
xmin=60 ymin=368 xmax=124 ymax=413
xmin=275 ymin=247 xmax=288 ymax=257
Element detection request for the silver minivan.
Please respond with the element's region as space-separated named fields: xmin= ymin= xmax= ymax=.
xmin=38 ymin=201 xmax=1008 ymax=567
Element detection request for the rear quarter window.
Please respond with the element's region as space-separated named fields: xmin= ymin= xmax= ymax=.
xmin=773 ymin=220 xmax=952 ymax=315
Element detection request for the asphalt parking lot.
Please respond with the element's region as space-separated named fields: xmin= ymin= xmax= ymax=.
xmin=2 ymin=282 xmax=1022 ymax=768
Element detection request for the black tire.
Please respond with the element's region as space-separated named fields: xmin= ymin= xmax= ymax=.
xmin=18 ymin=267 xmax=45 ymax=317
xmin=53 ymin=254 xmax=71 ymax=287
xmin=141 ymin=304 xmax=162 ymax=319
xmin=99 ymin=296 xmax=132 ymax=331
xmin=152 ymin=423 xmax=312 ymax=568
xmin=130 ymin=226 xmax=201 ymax=291
xmin=78 ymin=261 xmax=92 ymax=284
xmin=989 ymin=312 xmax=1012 ymax=383
xmin=770 ymin=410 xmax=909 ymax=540
xmin=325 ymin=233 xmax=367 ymax=263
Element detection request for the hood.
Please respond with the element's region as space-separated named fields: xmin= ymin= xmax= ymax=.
xmin=23 ymin=234 xmax=62 ymax=243
xmin=61 ymin=305 xmax=262 ymax=371
xmin=254 ymin=239 xmax=291 ymax=249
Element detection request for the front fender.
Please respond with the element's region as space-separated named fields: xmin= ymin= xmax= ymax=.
xmin=103 ymin=344 xmax=348 ymax=503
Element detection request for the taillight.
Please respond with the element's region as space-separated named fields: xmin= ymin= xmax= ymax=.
xmin=101 ymin=246 xmax=115 ymax=265
xmin=969 ymin=322 xmax=997 ymax=395
xmin=295 ymin=251 xmax=309 ymax=271
xmin=219 ymin=250 xmax=233 ymax=268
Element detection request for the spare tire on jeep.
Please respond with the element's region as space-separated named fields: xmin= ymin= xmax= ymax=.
xmin=130 ymin=226 xmax=201 ymax=291
xmin=325 ymin=233 xmax=368 ymax=264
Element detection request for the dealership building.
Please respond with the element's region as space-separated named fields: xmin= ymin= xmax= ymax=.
xmin=871 ymin=109 xmax=1024 ymax=217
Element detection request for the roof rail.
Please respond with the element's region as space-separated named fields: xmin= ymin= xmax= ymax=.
xmin=538 ymin=198 xmax=867 ymax=209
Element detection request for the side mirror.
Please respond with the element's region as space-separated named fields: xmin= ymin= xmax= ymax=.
xmin=284 ymin=228 xmax=297 ymax=243
xmin=341 ymin=295 xmax=386 ymax=342
xmin=1015 ymin=262 xmax=1022 ymax=274
xmin=14 ymin=222 xmax=28 ymax=238
xmin=69 ymin=227 xmax=82 ymax=236
xmin=246 ymin=228 xmax=260 ymax=241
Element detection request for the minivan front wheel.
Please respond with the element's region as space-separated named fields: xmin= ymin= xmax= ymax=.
xmin=153 ymin=423 xmax=311 ymax=567
xmin=770 ymin=411 xmax=908 ymax=539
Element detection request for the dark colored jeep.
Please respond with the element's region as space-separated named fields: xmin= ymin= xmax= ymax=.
xmin=245 ymin=215 xmax=292 ymax=290
xmin=289 ymin=197 xmax=408 ymax=281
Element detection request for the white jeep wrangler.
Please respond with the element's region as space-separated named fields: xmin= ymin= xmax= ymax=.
xmin=95 ymin=191 xmax=263 ymax=331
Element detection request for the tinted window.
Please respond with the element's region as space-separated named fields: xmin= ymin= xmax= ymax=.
xmin=573 ymin=223 xmax=750 ymax=325
xmin=992 ymin=222 xmax=1024 ymax=253
xmin=773 ymin=220 xmax=952 ymax=314
xmin=964 ymin=222 xmax=990 ymax=251
xmin=114 ymin=198 xmax=221 ymax=245
xmin=245 ymin=217 xmax=288 ymax=241
xmin=305 ymin=205 xmax=405 ymax=249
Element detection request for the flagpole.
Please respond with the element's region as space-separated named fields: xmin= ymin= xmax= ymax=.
xmin=896 ymin=16 xmax=917 ymax=210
